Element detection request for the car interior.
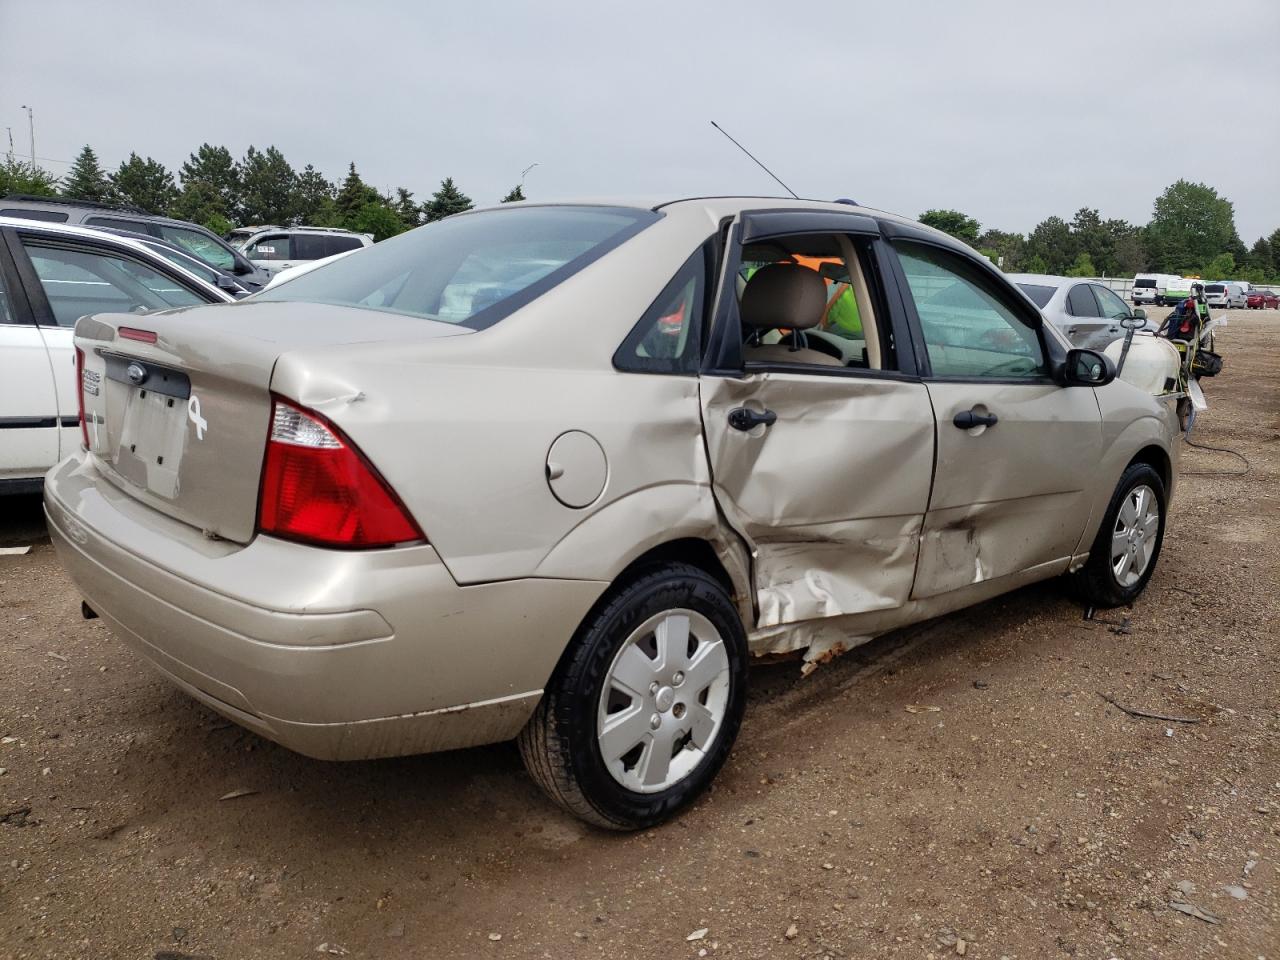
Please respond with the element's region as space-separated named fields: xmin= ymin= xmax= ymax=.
xmin=736 ymin=234 xmax=888 ymax=371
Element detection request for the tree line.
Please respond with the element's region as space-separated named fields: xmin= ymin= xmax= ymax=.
xmin=0 ymin=144 xmax=528 ymax=241
xmin=2 ymin=147 xmax=1276 ymax=283
xmin=920 ymin=180 xmax=1280 ymax=284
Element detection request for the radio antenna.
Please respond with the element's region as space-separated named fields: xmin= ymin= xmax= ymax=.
xmin=710 ymin=120 xmax=799 ymax=199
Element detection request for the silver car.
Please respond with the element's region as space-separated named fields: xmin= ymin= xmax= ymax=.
xmin=45 ymin=198 xmax=1180 ymax=829
xmin=1010 ymin=274 xmax=1151 ymax=352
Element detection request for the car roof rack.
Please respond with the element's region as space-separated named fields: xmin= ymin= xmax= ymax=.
xmin=2 ymin=193 xmax=149 ymax=215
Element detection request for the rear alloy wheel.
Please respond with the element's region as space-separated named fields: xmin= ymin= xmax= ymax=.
xmin=519 ymin=563 xmax=748 ymax=829
xmin=1072 ymin=462 xmax=1166 ymax=607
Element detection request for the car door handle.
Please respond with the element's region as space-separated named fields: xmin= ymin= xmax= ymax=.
xmin=953 ymin=409 xmax=998 ymax=429
xmin=728 ymin=407 xmax=777 ymax=431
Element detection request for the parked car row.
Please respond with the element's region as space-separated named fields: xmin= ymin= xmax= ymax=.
xmin=0 ymin=216 xmax=235 ymax=492
xmin=35 ymin=195 xmax=1182 ymax=829
xmin=1246 ymin=288 xmax=1279 ymax=309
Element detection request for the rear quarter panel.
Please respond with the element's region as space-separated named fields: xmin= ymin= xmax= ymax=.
xmin=268 ymin=207 xmax=752 ymax=598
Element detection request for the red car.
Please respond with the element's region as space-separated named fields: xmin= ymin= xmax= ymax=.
xmin=1246 ymin=289 xmax=1279 ymax=309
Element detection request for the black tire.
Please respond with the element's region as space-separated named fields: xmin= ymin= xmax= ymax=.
xmin=1071 ymin=462 xmax=1166 ymax=608
xmin=518 ymin=563 xmax=748 ymax=830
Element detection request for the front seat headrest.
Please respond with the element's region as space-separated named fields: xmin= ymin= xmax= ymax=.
xmin=740 ymin=262 xmax=827 ymax=331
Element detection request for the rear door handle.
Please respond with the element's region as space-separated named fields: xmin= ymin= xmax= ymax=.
xmin=953 ymin=408 xmax=998 ymax=429
xmin=728 ymin=407 xmax=777 ymax=431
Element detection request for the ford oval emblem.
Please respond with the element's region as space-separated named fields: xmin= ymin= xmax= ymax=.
xmin=126 ymin=362 xmax=148 ymax=386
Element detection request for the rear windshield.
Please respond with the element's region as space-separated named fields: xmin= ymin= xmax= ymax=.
xmin=1134 ymin=278 xmax=1156 ymax=288
xmin=1204 ymin=284 xmax=1225 ymax=293
xmin=1017 ymin=283 xmax=1056 ymax=308
xmin=255 ymin=205 xmax=659 ymax=329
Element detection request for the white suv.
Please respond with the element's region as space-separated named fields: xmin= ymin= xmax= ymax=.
xmin=228 ymin=226 xmax=372 ymax=276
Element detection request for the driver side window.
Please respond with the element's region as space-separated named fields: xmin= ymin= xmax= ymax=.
xmin=895 ymin=241 xmax=1046 ymax=380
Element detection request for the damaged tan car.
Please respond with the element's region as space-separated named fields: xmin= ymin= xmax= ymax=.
xmin=45 ymin=198 xmax=1179 ymax=829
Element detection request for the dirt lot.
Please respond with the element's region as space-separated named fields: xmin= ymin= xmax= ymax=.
xmin=2 ymin=312 xmax=1277 ymax=960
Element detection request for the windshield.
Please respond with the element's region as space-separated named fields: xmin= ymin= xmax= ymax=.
xmin=1204 ymin=284 xmax=1225 ymax=294
xmin=156 ymin=224 xmax=238 ymax=272
xmin=1016 ymin=283 xmax=1057 ymax=308
xmin=255 ymin=205 xmax=659 ymax=329
xmin=1134 ymin=278 xmax=1156 ymax=288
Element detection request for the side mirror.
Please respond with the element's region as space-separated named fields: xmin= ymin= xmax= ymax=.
xmin=215 ymin=275 xmax=240 ymax=291
xmin=1130 ymin=307 xmax=1147 ymax=322
xmin=1064 ymin=348 xmax=1115 ymax=387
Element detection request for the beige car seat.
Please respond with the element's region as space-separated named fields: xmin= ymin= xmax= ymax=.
xmin=740 ymin=263 xmax=843 ymax=366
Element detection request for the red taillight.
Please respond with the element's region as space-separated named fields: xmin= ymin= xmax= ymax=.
xmin=75 ymin=347 xmax=89 ymax=450
xmin=257 ymin=397 xmax=424 ymax=549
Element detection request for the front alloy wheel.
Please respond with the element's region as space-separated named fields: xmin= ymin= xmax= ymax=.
xmin=1072 ymin=462 xmax=1166 ymax=607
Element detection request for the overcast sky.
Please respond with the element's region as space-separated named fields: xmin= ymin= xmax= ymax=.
xmin=2 ymin=0 xmax=1278 ymax=240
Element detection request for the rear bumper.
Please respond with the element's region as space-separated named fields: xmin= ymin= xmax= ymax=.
xmin=44 ymin=455 xmax=608 ymax=759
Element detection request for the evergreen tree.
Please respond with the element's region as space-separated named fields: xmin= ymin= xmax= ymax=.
xmin=62 ymin=145 xmax=110 ymax=202
xmin=291 ymin=164 xmax=336 ymax=224
xmin=1025 ymin=254 xmax=1049 ymax=275
xmin=421 ymin=177 xmax=473 ymax=223
xmin=394 ymin=187 xmax=419 ymax=228
xmin=237 ymin=146 xmax=296 ymax=225
xmin=1026 ymin=216 xmax=1075 ymax=274
xmin=109 ymin=153 xmax=177 ymax=214
xmin=334 ymin=163 xmax=382 ymax=222
xmin=174 ymin=143 xmax=239 ymax=225
xmin=501 ymin=184 xmax=526 ymax=203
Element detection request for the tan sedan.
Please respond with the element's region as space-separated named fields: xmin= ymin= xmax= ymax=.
xmin=45 ymin=198 xmax=1179 ymax=829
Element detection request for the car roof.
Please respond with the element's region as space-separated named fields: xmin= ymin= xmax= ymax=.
xmin=472 ymin=195 xmax=971 ymax=252
xmin=0 ymin=215 xmax=235 ymax=301
xmin=1006 ymin=274 xmax=1079 ymax=288
xmin=0 ymin=195 xmax=214 ymax=231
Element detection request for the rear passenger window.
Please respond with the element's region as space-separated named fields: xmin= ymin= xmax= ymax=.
xmin=614 ymin=247 xmax=706 ymax=375
xmin=85 ymin=217 xmax=156 ymax=237
xmin=0 ymin=208 xmax=68 ymax=223
xmin=895 ymin=240 xmax=1046 ymax=380
xmin=292 ymin=235 xmax=328 ymax=260
xmin=326 ymin=235 xmax=365 ymax=255
xmin=1067 ymin=284 xmax=1101 ymax=317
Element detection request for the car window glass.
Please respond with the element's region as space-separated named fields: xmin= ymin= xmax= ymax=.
xmin=292 ymin=235 xmax=328 ymax=260
xmin=248 ymin=235 xmax=292 ymax=261
xmin=1017 ymin=283 xmax=1056 ymax=308
xmin=0 ymin=208 xmax=69 ymax=223
xmin=326 ymin=235 xmax=365 ymax=255
xmin=21 ymin=242 xmax=205 ymax=326
xmin=736 ymin=235 xmax=883 ymax=369
xmin=1066 ymin=284 xmax=1101 ymax=317
xmin=895 ymin=241 xmax=1046 ymax=379
xmin=0 ymin=265 xmax=14 ymax=323
xmin=156 ymin=225 xmax=236 ymax=271
xmin=85 ymin=216 xmax=156 ymax=237
xmin=614 ymin=247 xmax=705 ymax=374
xmin=255 ymin=206 xmax=658 ymax=330
xmin=1092 ymin=285 xmax=1131 ymax=319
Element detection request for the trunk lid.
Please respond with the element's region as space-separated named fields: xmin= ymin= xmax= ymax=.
xmin=75 ymin=300 xmax=471 ymax=543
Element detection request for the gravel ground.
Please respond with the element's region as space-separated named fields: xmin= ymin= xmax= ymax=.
xmin=1 ymin=311 xmax=1277 ymax=960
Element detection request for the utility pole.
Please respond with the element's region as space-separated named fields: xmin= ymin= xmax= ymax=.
xmin=5 ymin=126 xmax=13 ymax=163
xmin=19 ymin=105 xmax=34 ymax=166
xmin=520 ymin=162 xmax=539 ymax=190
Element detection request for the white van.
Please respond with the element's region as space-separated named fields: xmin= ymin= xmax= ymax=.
xmin=228 ymin=226 xmax=373 ymax=276
xmin=1131 ymin=273 xmax=1181 ymax=306
xmin=1203 ymin=282 xmax=1247 ymax=309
